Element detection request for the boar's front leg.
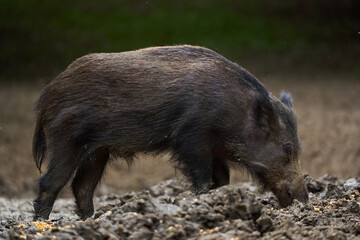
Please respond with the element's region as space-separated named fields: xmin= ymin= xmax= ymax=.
xmin=210 ymin=158 xmax=230 ymax=189
xmin=173 ymin=131 xmax=213 ymax=194
xmin=72 ymin=148 xmax=109 ymax=220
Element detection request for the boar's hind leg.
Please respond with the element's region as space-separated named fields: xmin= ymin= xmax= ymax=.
xmin=34 ymin=150 xmax=79 ymax=220
xmin=72 ymin=148 xmax=109 ymax=220
xmin=210 ymin=158 xmax=230 ymax=189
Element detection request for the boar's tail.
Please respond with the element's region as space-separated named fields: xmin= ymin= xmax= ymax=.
xmin=33 ymin=115 xmax=46 ymax=172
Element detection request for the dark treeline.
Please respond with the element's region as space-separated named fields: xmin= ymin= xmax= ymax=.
xmin=1 ymin=0 xmax=359 ymax=81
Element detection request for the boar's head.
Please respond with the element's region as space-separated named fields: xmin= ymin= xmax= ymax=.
xmin=243 ymin=91 xmax=308 ymax=207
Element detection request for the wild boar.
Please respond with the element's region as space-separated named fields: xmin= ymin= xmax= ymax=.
xmin=33 ymin=45 xmax=308 ymax=220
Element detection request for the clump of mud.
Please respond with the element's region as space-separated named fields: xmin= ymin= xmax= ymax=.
xmin=1 ymin=175 xmax=360 ymax=239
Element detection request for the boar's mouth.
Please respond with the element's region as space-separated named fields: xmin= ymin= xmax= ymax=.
xmin=242 ymin=161 xmax=309 ymax=207
xmin=269 ymin=181 xmax=309 ymax=207
xmin=271 ymin=186 xmax=295 ymax=207
xmin=251 ymin=169 xmax=309 ymax=207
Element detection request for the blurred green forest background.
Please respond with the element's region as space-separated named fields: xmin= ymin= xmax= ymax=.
xmin=1 ymin=0 xmax=359 ymax=82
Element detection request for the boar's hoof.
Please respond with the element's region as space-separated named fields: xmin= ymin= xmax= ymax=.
xmin=33 ymin=201 xmax=52 ymax=220
xmin=75 ymin=208 xmax=94 ymax=220
xmin=195 ymin=183 xmax=210 ymax=195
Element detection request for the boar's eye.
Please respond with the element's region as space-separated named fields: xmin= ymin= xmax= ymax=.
xmin=283 ymin=144 xmax=293 ymax=162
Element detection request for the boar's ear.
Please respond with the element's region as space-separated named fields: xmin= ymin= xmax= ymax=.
xmin=255 ymin=95 xmax=275 ymax=136
xmin=280 ymin=91 xmax=293 ymax=108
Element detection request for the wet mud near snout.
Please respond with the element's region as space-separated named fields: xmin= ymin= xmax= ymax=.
xmin=1 ymin=175 xmax=360 ymax=240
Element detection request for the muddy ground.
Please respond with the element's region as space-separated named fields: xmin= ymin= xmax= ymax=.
xmin=1 ymin=175 xmax=360 ymax=239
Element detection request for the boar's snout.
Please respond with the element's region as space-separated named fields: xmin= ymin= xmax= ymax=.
xmin=277 ymin=181 xmax=309 ymax=207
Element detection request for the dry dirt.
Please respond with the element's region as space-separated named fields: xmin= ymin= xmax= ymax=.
xmin=0 ymin=74 xmax=359 ymax=239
